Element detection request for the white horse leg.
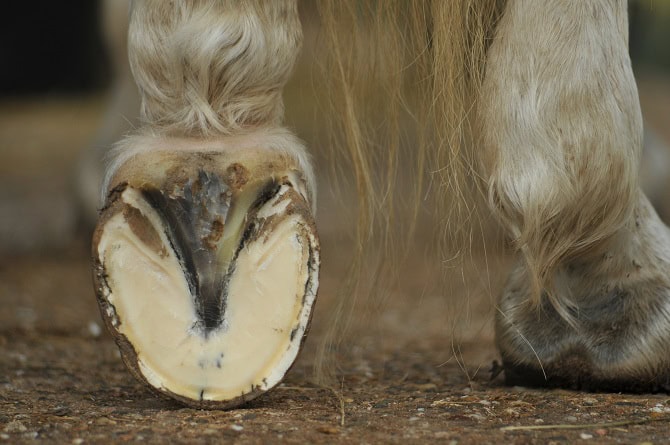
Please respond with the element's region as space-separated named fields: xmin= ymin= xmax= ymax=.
xmin=482 ymin=0 xmax=670 ymax=390
xmin=91 ymin=0 xmax=319 ymax=408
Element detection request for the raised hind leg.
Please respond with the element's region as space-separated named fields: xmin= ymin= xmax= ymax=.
xmin=482 ymin=0 xmax=670 ymax=390
xmin=92 ymin=0 xmax=319 ymax=408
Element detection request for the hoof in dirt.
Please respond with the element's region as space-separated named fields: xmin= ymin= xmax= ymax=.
xmin=92 ymin=146 xmax=319 ymax=408
xmin=495 ymin=197 xmax=670 ymax=394
xmin=496 ymin=282 xmax=670 ymax=394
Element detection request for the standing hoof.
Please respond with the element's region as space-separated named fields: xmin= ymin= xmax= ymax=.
xmin=496 ymin=197 xmax=670 ymax=394
xmin=92 ymin=141 xmax=319 ymax=408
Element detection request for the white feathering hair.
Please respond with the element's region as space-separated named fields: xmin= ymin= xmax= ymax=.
xmin=128 ymin=0 xmax=302 ymax=137
xmin=101 ymin=1 xmax=312 ymax=206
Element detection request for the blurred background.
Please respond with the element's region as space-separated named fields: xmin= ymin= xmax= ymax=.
xmin=0 ymin=0 xmax=669 ymax=379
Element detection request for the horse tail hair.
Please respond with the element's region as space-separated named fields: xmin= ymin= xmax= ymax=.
xmin=313 ymin=0 xmax=506 ymax=382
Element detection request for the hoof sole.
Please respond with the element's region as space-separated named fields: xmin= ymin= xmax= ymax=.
xmin=92 ymin=148 xmax=319 ymax=408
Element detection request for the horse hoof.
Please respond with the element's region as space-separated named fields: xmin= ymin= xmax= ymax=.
xmin=92 ymin=141 xmax=319 ymax=408
xmin=495 ymin=197 xmax=670 ymax=393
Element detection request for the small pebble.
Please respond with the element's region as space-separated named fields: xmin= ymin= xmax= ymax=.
xmin=651 ymin=404 xmax=670 ymax=413
xmin=4 ymin=421 xmax=27 ymax=433
xmin=231 ymin=424 xmax=243 ymax=432
xmin=95 ymin=417 xmax=116 ymax=426
xmin=72 ymin=439 xmax=84 ymax=445
xmin=88 ymin=321 xmax=102 ymax=337
xmin=565 ymin=416 xmax=578 ymax=422
xmin=467 ymin=413 xmax=486 ymax=421
xmin=579 ymin=433 xmax=593 ymax=440
xmin=316 ymin=426 xmax=339 ymax=435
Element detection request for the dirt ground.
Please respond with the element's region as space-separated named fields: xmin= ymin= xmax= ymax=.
xmin=2 ymin=74 xmax=670 ymax=444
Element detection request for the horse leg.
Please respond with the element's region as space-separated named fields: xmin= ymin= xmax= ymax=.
xmin=482 ymin=0 xmax=670 ymax=390
xmin=91 ymin=0 xmax=319 ymax=408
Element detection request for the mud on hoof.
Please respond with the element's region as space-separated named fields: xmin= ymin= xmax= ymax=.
xmin=496 ymin=197 xmax=670 ymax=393
xmin=92 ymin=142 xmax=319 ymax=408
